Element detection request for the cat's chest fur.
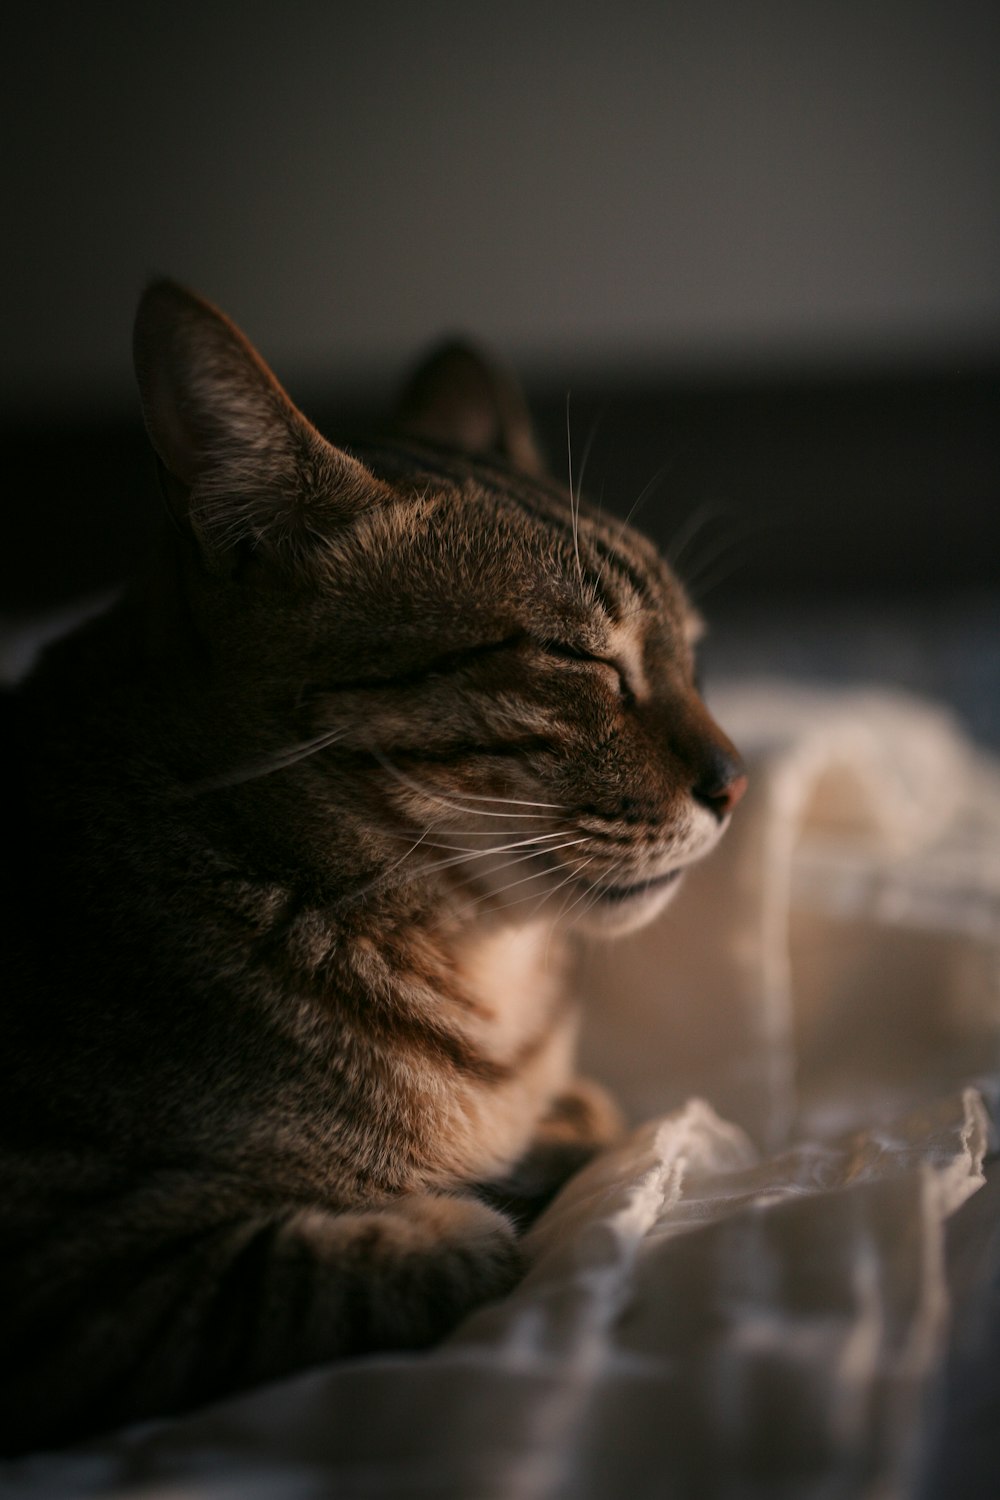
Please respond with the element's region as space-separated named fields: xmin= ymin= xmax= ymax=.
xmin=453 ymin=922 xmax=566 ymax=1058
xmin=438 ymin=922 xmax=576 ymax=1178
xmin=300 ymin=915 xmax=576 ymax=1194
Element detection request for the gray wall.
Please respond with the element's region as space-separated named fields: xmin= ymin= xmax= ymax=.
xmin=3 ymin=1 xmax=998 ymax=413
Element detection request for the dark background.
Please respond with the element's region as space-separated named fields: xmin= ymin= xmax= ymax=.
xmin=2 ymin=0 xmax=998 ymax=725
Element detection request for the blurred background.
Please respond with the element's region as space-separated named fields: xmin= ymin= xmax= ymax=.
xmin=2 ymin=0 xmax=998 ymax=735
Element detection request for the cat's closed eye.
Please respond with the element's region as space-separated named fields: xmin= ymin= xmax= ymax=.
xmin=541 ymin=640 xmax=632 ymax=702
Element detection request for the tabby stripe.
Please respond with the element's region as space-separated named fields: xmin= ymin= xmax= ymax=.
xmin=321 ymin=916 xmax=570 ymax=1087
xmin=371 ymin=984 xmax=568 ymax=1086
xmin=335 ymin=980 xmax=513 ymax=1084
xmin=579 ymin=533 xmax=658 ymax=607
xmin=353 ymin=442 xmax=585 ymax=534
xmin=355 ymin=441 xmax=659 ymax=605
xmin=319 ymin=635 xmax=523 ymax=695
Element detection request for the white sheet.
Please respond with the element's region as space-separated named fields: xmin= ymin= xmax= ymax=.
xmin=4 ymin=681 xmax=998 ymax=1499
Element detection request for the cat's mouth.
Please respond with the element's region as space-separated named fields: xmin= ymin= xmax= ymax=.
xmin=588 ymin=868 xmax=685 ymax=904
xmin=566 ymin=865 xmax=688 ymax=935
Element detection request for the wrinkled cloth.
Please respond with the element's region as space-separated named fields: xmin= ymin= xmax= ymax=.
xmin=4 ymin=682 xmax=999 ymax=1500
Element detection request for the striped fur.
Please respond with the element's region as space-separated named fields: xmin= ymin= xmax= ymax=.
xmin=1 ymin=282 xmax=744 ymax=1452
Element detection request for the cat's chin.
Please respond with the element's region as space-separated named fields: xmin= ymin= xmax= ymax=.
xmin=570 ymin=868 xmax=687 ymax=935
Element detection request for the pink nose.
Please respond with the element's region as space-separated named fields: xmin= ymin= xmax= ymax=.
xmin=715 ymin=773 xmax=748 ymax=817
xmin=694 ymin=765 xmax=748 ymax=821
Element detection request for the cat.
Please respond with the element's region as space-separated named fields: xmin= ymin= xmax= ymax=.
xmin=1 ymin=281 xmax=746 ymax=1454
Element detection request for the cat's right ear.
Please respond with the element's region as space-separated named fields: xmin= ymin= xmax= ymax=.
xmin=392 ymin=341 xmax=547 ymax=477
xmin=133 ymin=280 xmax=379 ymax=567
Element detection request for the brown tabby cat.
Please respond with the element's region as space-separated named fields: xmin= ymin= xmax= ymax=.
xmin=1 ymin=282 xmax=746 ymax=1454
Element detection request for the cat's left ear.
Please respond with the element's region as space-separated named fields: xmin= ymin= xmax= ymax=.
xmin=133 ymin=279 xmax=381 ymax=568
xmin=392 ymin=341 xmax=546 ymax=477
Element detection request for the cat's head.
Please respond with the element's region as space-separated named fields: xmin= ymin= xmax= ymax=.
xmin=134 ymin=280 xmax=745 ymax=935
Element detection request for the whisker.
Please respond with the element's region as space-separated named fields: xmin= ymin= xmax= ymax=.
xmin=399 ymin=836 xmax=594 ymax=923
xmin=565 ymin=392 xmax=584 ymax=600
xmin=554 ymin=855 xmax=600 ymax=919
xmin=364 ymin=825 xmax=434 ymax=893
xmin=593 ymin=457 xmax=676 ymax=598
xmin=582 ymin=472 xmax=611 ymax=611
xmin=613 ymin=456 xmax=676 ymax=547
xmin=385 ymin=829 xmax=570 ymax=854
xmin=348 ymin=834 xmax=593 ymax=914
xmin=428 ymin=789 xmax=568 ymax=811
xmin=560 ymin=882 xmax=608 ymax=934
xmin=449 ymin=840 xmax=591 ymax=920
xmin=684 ymin=549 xmax=756 ymax=604
xmin=551 ymin=846 xmax=649 ymax=949
xmin=666 ymin=502 xmax=735 ymax=574
xmin=681 ymin=520 xmax=767 ymax=601
xmin=575 ymin=406 xmax=606 ymax=513
xmin=543 ymin=855 xmax=599 ymax=964
xmin=324 ymin=827 xmax=509 ymax=915
xmin=371 ymin=750 xmax=561 ymax=821
xmin=426 ymin=836 xmax=590 ymax=887
xmin=564 ymin=402 xmax=610 ymax=605
xmin=183 ymin=726 xmax=348 ymax=795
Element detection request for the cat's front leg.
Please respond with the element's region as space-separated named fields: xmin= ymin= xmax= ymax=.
xmin=479 ymin=1077 xmax=626 ymax=1228
xmin=3 ymin=1189 xmax=522 ymax=1455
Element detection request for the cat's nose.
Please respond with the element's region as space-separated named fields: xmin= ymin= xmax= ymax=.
xmin=692 ymin=749 xmax=748 ymax=821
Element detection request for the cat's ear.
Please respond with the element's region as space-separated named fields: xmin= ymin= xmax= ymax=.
xmin=392 ymin=341 xmax=546 ymax=477
xmin=133 ymin=279 xmax=377 ymax=564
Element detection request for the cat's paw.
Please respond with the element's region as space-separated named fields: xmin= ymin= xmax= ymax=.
xmin=411 ymin=1193 xmax=524 ymax=1304
xmin=475 ymin=1078 xmax=626 ymax=1228
xmin=541 ymin=1076 xmax=627 ymax=1150
xmin=346 ymin=1193 xmax=523 ymax=1348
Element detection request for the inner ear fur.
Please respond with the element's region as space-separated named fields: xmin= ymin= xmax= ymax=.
xmin=133 ymin=279 xmax=378 ymax=564
xmin=392 ymin=340 xmax=546 ymax=477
